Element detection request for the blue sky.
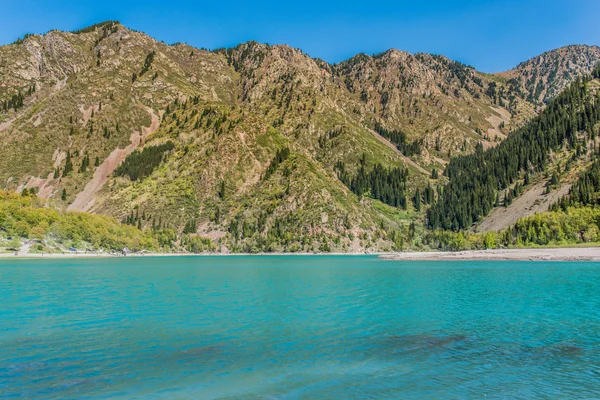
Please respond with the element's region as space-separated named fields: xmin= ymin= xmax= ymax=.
xmin=1 ymin=0 xmax=599 ymax=72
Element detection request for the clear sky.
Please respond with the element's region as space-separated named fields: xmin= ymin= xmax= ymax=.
xmin=1 ymin=0 xmax=599 ymax=72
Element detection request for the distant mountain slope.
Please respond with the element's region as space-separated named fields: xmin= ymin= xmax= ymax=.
xmin=499 ymin=45 xmax=600 ymax=105
xmin=334 ymin=50 xmax=534 ymax=159
xmin=0 ymin=22 xmax=235 ymax=199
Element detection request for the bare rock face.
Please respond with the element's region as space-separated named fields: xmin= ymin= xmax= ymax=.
xmin=7 ymin=31 xmax=91 ymax=85
xmin=332 ymin=49 xmax=525 ymax=155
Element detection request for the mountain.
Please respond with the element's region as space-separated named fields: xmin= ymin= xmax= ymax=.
xmin=499 ymin=45 xmax=600 ymax=106
xmin=0 ymin=21 xmax=598 ymax=253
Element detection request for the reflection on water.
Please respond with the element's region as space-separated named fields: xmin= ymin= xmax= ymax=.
xmin=1 ymin=256 xmax=600 ymax=398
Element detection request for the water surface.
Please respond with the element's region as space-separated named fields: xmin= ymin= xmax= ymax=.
xmin=1 ymin=256 xmax=600 ymax=398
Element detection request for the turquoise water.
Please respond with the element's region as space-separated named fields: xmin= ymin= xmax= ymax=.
xmin=1 ymin=256 xmax=600 ymax=399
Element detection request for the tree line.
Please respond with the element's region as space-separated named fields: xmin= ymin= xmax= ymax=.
xmin=552 ymin=153 xmax=600 ymax=211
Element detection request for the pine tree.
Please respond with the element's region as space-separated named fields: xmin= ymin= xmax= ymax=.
xmin=64 ymin=152 xmax=73 ymax=175
xmin=79 ymin=154 xmax=90 ymax=173
xmin=218 ymin=181 xmax=226 ymax=199
xmin=413 ymin=189 xmax=421 ymax=211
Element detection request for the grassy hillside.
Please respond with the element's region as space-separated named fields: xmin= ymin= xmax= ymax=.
xmin=91 ymin=100 xmax=421 ymax=252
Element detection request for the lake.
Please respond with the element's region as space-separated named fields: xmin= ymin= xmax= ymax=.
xmin=1 ymin=256 xmax=600 ymax=398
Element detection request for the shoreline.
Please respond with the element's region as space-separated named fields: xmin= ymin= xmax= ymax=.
xmin=0 ymin=251 xmax=378 ymax=259
xmin=0 ymin=247 xmax=599 ymax=261
xmin=380 ymin=247 xmax=600 ymax=262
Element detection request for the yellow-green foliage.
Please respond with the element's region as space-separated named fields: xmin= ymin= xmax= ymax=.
xmin=182 ymin=235 xmax=216 ymax=253
xmin=511 ymin=206 xmax=600 ymax=246
xmin=0 ymin=191 xmax=157 ymax=250
xmin=426 ymin=206 xmax=600 ymax=250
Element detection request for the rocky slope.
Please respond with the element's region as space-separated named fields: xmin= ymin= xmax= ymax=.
xmin=499 ymin=44 xmax=600 ymax=106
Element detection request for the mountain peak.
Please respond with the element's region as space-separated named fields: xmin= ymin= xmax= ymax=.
xmin=70 ymin=20 xmax=124 ymax=35
xmin=501 ymin=43 xmax=600 ymax=104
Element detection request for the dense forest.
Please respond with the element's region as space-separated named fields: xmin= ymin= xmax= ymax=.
xmin=114 ymin=141 xmax=174 ymax=181
xmin=552 ymin=153 xmax=600 ymax=211
xmin=374 ymin=122 xmax=423 ymax=156
xmin=428 ymin=77 xmax=600 ymax=230
xmin=335 ymin=158 xmax=409 ymax=208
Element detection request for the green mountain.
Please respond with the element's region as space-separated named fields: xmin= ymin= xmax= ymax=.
xmin=428 ymin=75 xmax=600 ymax=231
xmin=1 ymin=21 xmax=599 ymax=253
xmin=426 ymin=65 xmax=600 ymax=250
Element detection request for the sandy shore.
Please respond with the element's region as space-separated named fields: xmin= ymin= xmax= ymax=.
xmin=2 ymin=248 xmax=600 ymax=261
xmin=0 ymin=252 xmax=180 ymax=259
xmin=380 ymin=247 xmax=600 ymax=261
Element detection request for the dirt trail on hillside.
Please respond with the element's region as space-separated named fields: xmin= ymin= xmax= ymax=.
xmin=475 ymin=179 xmax=571 ymax=233
xmin=367 ymin=128 xmax=429 ymax=175
xmin=68 ymin=107 xmax=160 ymax=212
xmin=24 ymin=172 xmax=56 ymax=199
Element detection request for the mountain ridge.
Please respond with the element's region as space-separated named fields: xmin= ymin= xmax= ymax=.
xmin=7 ymin=22 xmax=598 ymax=75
